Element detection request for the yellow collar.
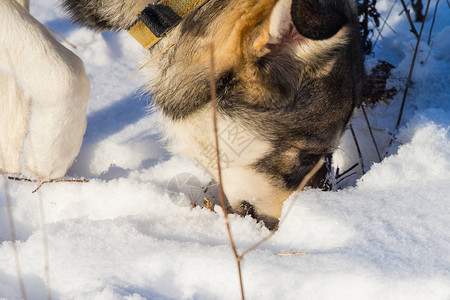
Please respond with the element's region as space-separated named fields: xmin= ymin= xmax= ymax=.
xmin=128 ymin=0 xmax=209 ymax=50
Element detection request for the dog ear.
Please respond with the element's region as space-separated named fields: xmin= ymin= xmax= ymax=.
xmin=63 ymin=0 xmax=151 ymax=32
xmin=291 ymin=0 xmax=349 ymax=40
xmin=251 ymin=0 xmax=300 ymax=52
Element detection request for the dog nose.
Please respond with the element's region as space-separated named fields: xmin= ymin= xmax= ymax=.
xmin=291 ymin=0 xmax=349 ymax=40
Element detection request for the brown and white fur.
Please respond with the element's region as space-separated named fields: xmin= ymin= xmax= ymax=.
xmin=64 ymin=0 xmax=364 ymax=229
xmin=0 ymin=0 xmax=90 ymax=179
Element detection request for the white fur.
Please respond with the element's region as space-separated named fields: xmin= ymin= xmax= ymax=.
xmin=163 ymin=107 xmax=293 ymax=219
xmin=268 ymin=0 xmax=293 ymax=42
xmin=0 ymin=0 xmax=90 ymax=179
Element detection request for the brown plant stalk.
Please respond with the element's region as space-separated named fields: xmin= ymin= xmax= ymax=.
xmin=208 ymin=35 xmax=328 ymax=298
xmin=208 ymin=42 xmax=245 ymax=300
xmin=239 ymin=158 xmax=324 ymax=258
xmin=361 ymin=104 xmax=382 ymax=162
xmin=373 ymin=0 xmax=398 ymax=49
xmin=349 ymin=123 xmax=365 ymax=174
xmin=399 ymin=0 xmax=420 ymax=39
xmin=47 ymin=28 xmax=77 ymax=49
xmin=3 ymin=50 xmax=52 ymax=299
xmin=276 ymin=252 xmax=306 ymax=256
xmin=128 ymin=44 xmax=175 ymax=80
xmin=34 ymin=184 xmax=52 ymax=300
xmin=396 ymin=0 xmax=432 ymax=129
xmin=23 ymin=144 xmax=53 ymax=300
xmin=0 ymin=167 xmax=28 ymax=299
xmin=8 ymin=176 xmax=88 ymax=194
xmin=427 ymin=0 xmax=440 ymax=45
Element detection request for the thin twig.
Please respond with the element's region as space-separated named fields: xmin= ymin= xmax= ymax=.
xmin=4 ymin=47 xmax=51 ymax=298
xmin=0 ymin=56 xmax=29 ymax=300
xmin=400 ymin=0 xmax=420 ymax=39
xmin=238 ymin=158 xmax=325 ymax=259
xmin=7 ymin=176 xmax=36 ymax=182
xmin=7 ymin=176 xmax=88 ymax=194
xmin=378 ymin=15 xmax=398 ymax=34
xmin=349 ymin=124 xmax=365 ymax=174
xmin=8 ymin=176 xmax=88 ymax=183
xmin=373 ymin=0 xmax=398 ymax=50
xmin=1 ymin=175 xmax=28 ymax=299
xmin=335 ymin=163 xmax=359 ymax=180
xmin=20 ymin=144 xmax=54 ymax=299
xmin=396 ymin=0 xmax=432 ymax=129
xmin=371 ymin=22 xmax=384 ymax=41
xmin=276 ymin=252 xmax=306 ymax=256
xmin=208 ymin=39 xmax=329 ymax=298
xmin=47 ymin=28 xmax=77 ymax=49
xmin=0 ymin=171 xmax=28 ymax=300
xmin=399 ymin=0 xmax=411 ymax=15
xmin=361 ymin=105 xmax=382 ymax=162
xmin=336 ymin=172 xmax=359 ymax=185
xmin=424 ymin=40 xmax=434 ymax=64
xmin=208 ymin=43 xmax=244 ymax=300
xmin=128 ymin=44 xmax=175 ymax=80
xmin=427 ymin=0 xmax=440 ymax=45
xmin=35 ymin=185 xmax=52 ymax=300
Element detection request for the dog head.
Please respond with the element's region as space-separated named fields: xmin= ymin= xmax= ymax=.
xmin=64 ymin=0 xmax=364 ymax=229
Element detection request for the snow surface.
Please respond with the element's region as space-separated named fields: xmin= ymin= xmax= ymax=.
xmin=1 ymin=0 xmax=450 ymax=299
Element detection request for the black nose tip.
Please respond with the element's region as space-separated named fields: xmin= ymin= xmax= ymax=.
xmin=291 ymin=0 xmax=349 ymax=40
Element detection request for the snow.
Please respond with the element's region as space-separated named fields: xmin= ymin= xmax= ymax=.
xmin=1 ymin=0 xmax=450 ymax=299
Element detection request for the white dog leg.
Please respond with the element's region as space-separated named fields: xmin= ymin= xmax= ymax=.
xmin=0 ymin=0 xmax=90 ymax=179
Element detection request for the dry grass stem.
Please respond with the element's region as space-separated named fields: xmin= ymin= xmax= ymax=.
xmin=239 ymin=158 xmax=325 ymax=259
xmin=400 ymin=0 xmax=420 ymax=39
xmin=424 ymin=41 xmax=433 ymax=63
xmin=370 ymin=16 xmax=395 ymax=41
xmin=373 ymin=0 xmax=398 ymax=49
xmin=0 ymin=166 xmax=28 ymax=299
xmin=2 ymin=54 xmax=46 ymax=298
xmin=35 ymin=185 xmax=52 ymax=300
xmin=1 ymin=175 xmax=28 ymax=299
xmin=19 ymin=141 xmax=54 ymax=299
xmin=349 ymin=124 xmax=365 ymax=174
xmin=427 ymin=0 xmax=440 ymax=45
xmin=276 ymin=252 xmax=306 ymax=256
xmin=361 ymin=105 xmax=382 ymax=162
xmin=47 ymin=28 xmax=77 ymax=49
xmin=377 ymin=15 xmax=397 ymax=34
xmin=128 ymin=44 xmax=175 ymax=80
xmin=8 ymin=176 xmax=88 ymax=194
xmin=30 ymin=175 xmax=52 ymax=299
xmin=396 ymin=0 xmax=432 ymax=129
xmin=335 ymin=163 xmax=359 ymax=185
xmin=208 ymin=42 xmax=245 ymax=300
